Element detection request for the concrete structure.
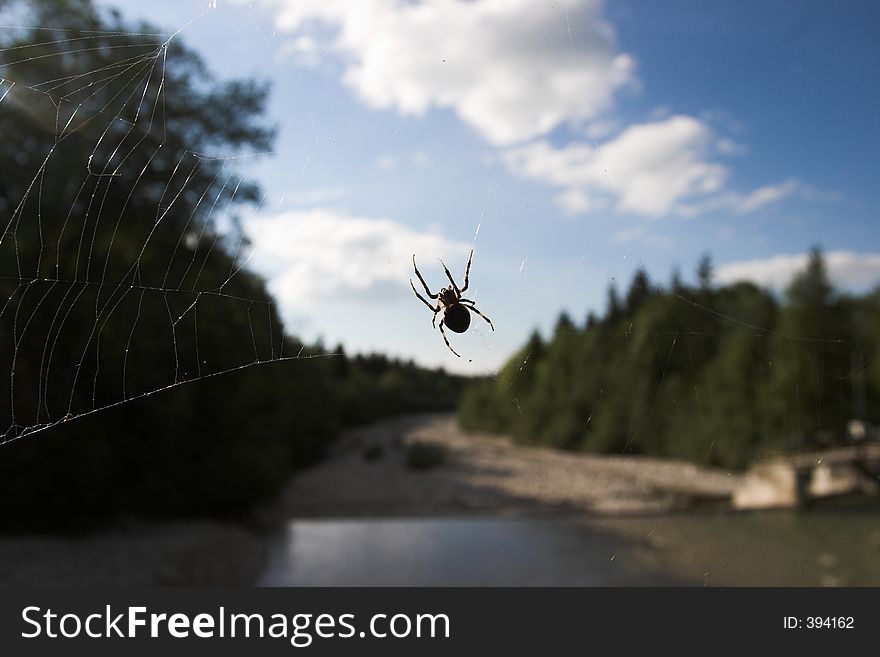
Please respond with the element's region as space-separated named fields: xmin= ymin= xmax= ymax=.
xmin=733 ymin=444 xmax=880 ymax=510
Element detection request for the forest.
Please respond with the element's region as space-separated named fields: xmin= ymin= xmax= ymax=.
xmin=0 ymin=0 xmax=466 ymax=530
xmin=459 ymin=251 xmax=880 ymax=469
xmin=2 ymin=1 xmax=877 ymax=534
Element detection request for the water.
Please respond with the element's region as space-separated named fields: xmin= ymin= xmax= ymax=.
xmin=258 ymin=501 xmax=880 ymax=586
xmin=257 ymin=517 xmax=682 ymax=586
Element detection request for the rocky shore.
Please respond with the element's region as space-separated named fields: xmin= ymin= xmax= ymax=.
xmin=0 ymin=413 xmax=745 ymax=586
xmin=263 ymin=413 xmax=741 ymax=520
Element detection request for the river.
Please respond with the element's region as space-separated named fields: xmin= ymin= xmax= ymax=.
xmin=258 ymin=497 xmax=880 ymax=586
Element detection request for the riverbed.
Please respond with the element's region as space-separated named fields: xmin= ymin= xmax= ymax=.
xmin=2 ymin=414 xmax=878 ymax=586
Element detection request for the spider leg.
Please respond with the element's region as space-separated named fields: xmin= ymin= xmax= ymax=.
xmin=432 ymin=309 xmax=440 ymax=329
xmin=439 ymin=258 xmax=461 ymax=295
xmin=438 ymin=319 xmax=461 ymax=357
xmin=461 ymin=301 xmax=494 ymax=331
xmin=412 ymin=254 xmax=438 ymax=299
xmin=461 ymin=248 xmax=473 ymax=293
xmin=410 ymin=280 xmax=440 ymax=313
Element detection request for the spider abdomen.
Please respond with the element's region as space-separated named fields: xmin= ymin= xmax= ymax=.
xmin=443 ymin=304 xmax=471 ymax=333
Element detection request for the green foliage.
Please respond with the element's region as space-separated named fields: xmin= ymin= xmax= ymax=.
xmin=332 ymin=353 xmax=466 ymax=427
xmin=758 ymin=247 xmax=853 ymax=448
xmin=625 ymin=267 xmax=653 ymax=313
xmin=459 ymin=249 xmax=880 ymax=470
xmin=605 ymin=284 xmax=623 ymax=322
xmin=0 ymin=0 xmax=467 ymax=531
xmin=697 ymin=253 xmax=714 ymax=291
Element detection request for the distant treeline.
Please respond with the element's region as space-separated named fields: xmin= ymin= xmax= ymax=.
xmin=0 ymin=0 xmax=466 ymax=531
xmin=0 ymin=346 xmax=466 ymax=531
xmin=459 ymin=251 xmax=880 ymax=469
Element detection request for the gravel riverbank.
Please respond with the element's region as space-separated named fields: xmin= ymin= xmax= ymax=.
xmin=263 ymin=413 xmax=742 ymax=520
xmin=0 ymin=413 xmax=743 ymax=585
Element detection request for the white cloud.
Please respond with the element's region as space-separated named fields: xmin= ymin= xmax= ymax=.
xmin=583 ymin=117 xmax=622 ymax=140
xmin=504 ymin=115 xmax=729 ymax=217
xmin=717 ymin=251 xmax=880 ymax=291
xmin=249 ymin=0 xmax=636 ymax=145
xmin=243 ymin=0 xmax=811 ymax=221
xmin=555 ymin=188 xmax=607 ymax=216
xmin=281 ymin=186 xmax=348 ymax=206
xmin=729 ymin=179 xmax=801 ymax=213
xmin=276 ymin=34 xmax=323 ymax=67
xmin=375 ymin=151 xmax=433 ymax=169
xmin=375 ymin=155 xmax=397 ymax=170
xmin=242 ymin=209 xmax=470 ymax=307
xmin=611 ymin=225 xmax=674 ymax=249
xmin=503 ymin=115 xmax=807 ymax=218
xmin=716 ymin=137 xmax=746 ymax=156
xmin=678 ymin=178 xmax=803 ymax=216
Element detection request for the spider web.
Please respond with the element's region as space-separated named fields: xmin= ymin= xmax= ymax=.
xmin=0 ymin=5 xmax=330 ymax=446
xmin=0 ymin=0 xmax=875 ymax=590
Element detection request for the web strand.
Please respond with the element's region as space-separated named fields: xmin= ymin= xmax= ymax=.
xmin=0 ymin=13 xmax=320 ymax=445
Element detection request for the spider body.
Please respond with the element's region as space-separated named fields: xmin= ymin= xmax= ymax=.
xmin=441 ymin=301 xmax=471 ymax=333
xmin=410 ymin=249 xmax=493 ymax=356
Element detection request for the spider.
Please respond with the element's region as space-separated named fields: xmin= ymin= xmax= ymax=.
xmin=410 ymin=249 xmax=494 ymax=357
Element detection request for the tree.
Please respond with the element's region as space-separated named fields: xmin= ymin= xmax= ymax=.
xmin=669 ymin=283 xmax=777 ymax=467
xmin=457 ymin=250 xmax=876 ymax=469
xmin=697 ymin=253 xmax=714 ymax=291
xmin=787 ymin=246 xmax=833 ymax=310
xmin=760 ymin=246 xmax=851 ymax=447
xmin=851 ymin=287 xmax=880 ymax=426
xmin=605 ymin=283 xmax=622 ymax=321
xmin=625 ymin=267 xmax=652 ymax=313
xmin=554 ymin=311 xmax=576 ymax=336
xmin=0 ymin=0 xmax=296 ymax=527
xmin=670 ymin=266 xmax=684 ymax=294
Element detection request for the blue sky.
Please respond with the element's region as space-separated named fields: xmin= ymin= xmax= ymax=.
xmin=95 ymin=0 xmax=880 ymax=373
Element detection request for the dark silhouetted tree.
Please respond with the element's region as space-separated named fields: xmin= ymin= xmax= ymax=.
xmin=606 ymin=283 xmax=622 ymax=321
xmin=697 ymin=253 xmax=714 ymax=291
xmin=626 ymin=267 xmax=652 ymax=313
